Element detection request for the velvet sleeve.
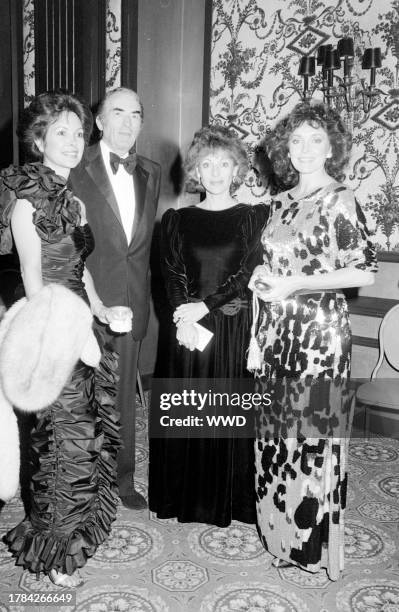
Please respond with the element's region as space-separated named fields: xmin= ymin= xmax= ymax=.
xmin=203 ymin=203 xmax=269 ymax=311
xmin=160 ymin=208 xmax=189 ymax=309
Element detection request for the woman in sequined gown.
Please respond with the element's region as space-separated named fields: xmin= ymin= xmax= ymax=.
xmin=149 ymin=126 xmax=268 ymax=526
xmin=248 ymin=102 xmax=377 ymax=580
xmin=0 ymin=91 xmax=123 ymax=588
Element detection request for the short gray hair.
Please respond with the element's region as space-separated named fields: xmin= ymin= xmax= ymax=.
xmin=97 ymin=87 xmax=144 ymax=122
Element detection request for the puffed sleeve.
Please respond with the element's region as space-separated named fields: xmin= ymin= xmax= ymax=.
xmin=203 ymin=203 xmax=269 ymax=311
xmin=160 ymin=208 xmax=189 ymax=309
xmin=0 ymin=163 xmax=81 ymax=254
xmin=331 ymin=186 xmax=378 ymax=273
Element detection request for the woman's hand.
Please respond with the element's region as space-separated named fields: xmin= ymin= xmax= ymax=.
xmin=249 ymin=266 xmax=301 ymax=302
xmin=173 ymin=301 xmax=209 ymax=325
xmin=176 ymin=322 xmax=199 ymax=351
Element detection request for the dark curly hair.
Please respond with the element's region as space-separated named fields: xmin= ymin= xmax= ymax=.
xmin=18 ymin=89 xmax=93 ymax=159
xmin=264 ymin=102 xmax=352 ymax=187
xmin=184 ymin=124 xmax=249 ymax=193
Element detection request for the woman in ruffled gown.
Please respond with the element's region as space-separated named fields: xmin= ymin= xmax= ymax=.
xmin=248 ymin=102 xmax=377 ymax=580
xmin=149 ymin=126 xmax=268 ymax=526
xmin=0 ymin=91 xmax=122 ymax=587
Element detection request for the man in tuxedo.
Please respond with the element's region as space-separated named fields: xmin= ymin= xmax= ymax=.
xmin=70 ymin=87 xmax=161 ymax=509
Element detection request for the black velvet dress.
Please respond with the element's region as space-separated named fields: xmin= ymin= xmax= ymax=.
xmin=0 ymin=163 xmax=120 ymax=576
xmin=149 ymin=203 xmax=268 ymax=527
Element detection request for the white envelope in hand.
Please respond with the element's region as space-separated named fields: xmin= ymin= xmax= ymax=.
xmin=193 ymin=322 xmax=214 ymax=351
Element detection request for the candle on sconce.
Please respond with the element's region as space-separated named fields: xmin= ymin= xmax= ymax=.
xmin=362 ymin=47 xmax=382 ymax=88
xmin=316 ymin=44 xmax=332 ymax=67
xmin=323 ymin=48 xmax=341 ymax=87
xmin=337 ymin=37 xmax=354 ymax=57
xmin=316 ymin=44 xmax=332 ymax=81
xmin=337 ymin=37 xmax=354 ymax=77
xmin=298 ymin=56 xmax=316 ymax=96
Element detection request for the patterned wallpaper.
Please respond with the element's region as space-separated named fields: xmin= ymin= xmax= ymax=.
xmin=105 ymin=0 xmax=121 ymax=90
xmin=21 ymin=0 xmax=399 ymax=251
xmin=209 ymin=0 xmax=399 ymax=253
xmin=22 ymin=0 xmax=35 ymax=105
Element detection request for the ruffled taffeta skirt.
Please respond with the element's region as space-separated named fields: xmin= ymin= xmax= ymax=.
xmin=5 ymin=348 xmax=119 ymax=576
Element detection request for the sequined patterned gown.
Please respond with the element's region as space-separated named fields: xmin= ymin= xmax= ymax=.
xmin=0 ymin=163 xmax=120 ymax=576
xmin=253 ymin=183 xmax=377 ymax=580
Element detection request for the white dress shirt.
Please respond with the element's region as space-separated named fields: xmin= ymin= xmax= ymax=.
xmin=100 ymin=139 xmax=136 ymax=242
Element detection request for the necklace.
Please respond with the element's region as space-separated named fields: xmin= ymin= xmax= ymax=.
xmin=289 ymin=186 xmax=322 ymax=200
xmin=289 ymin=181 xmax=337 ymax=201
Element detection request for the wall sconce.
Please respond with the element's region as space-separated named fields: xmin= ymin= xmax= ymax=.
xmin=297 ymin=56 xmax=316 ymax=100
xmin=323 ymin=47 xmax=341 ymax=88
xmin=298 ymin=37 xmax=382 ymax=130
xmin=316 ymin=44 xmax=331 ymax=98
xmin=337 ymin=36 xmax=354 ymax=77
xmin=362 ymin=47 xmax=382 ymax=88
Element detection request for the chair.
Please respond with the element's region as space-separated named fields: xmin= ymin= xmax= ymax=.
xmin=355 ymin=304 xmax=399 ymax=435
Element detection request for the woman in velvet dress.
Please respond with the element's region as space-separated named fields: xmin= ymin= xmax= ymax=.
xmin=248 ymin=102 xmax=377 ymax=580
xmin=0 ymin=91 xmax=122 ymax=587
xmin=149 ymin=126 xmax=268 ymax=526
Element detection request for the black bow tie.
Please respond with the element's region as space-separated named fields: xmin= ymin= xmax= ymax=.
xmin=109 ymin=152 xmax=137 ymax=175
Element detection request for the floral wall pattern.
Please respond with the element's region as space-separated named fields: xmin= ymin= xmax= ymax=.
xmin=23 ymin=0 xmax=35 ymax=105
xmin=209 ymin=0 xmax=399 ymax=253
xmin=21 ymin=0 xmax=399 ymax=252
xmin=105 ymin=0 xmax=121 ymax=90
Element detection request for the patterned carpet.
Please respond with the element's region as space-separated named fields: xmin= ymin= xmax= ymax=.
xmin=1 ymin=396 xmax=399 ymax=612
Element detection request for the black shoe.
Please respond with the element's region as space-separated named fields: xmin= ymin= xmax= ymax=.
xmin=120 ymin=489 xmax=148 ymax=510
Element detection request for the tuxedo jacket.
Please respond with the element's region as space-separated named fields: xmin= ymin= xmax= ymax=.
xmin=70 ymin=142 xmax=161 ymax=341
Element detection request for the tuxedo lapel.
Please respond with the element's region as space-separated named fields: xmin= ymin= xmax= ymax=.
xmin=85 ymin=147 xmax=123 ymax=229
xmin=130 ymin=163 xmax=149 ymax=245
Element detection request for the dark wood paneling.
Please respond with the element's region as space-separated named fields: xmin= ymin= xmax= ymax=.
xmin=0 ymin=0 xmax=23 ymax=168
xmin=34 ymin=0 xmax=106 ymax=110
xmin=121 ymin=0 xmax=138 ymax=90
xmin=352 ymin=335 xmax=379 ymax=349
xmin=378 ymin=251 xmax=399 ymax=262
xmin=74 ymin=0 xmax=106 ymax=109
xmin=348 ymin=296 xmax=399 ymax=318
xmin=10 ymin=0 xmax=24 ymax=165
